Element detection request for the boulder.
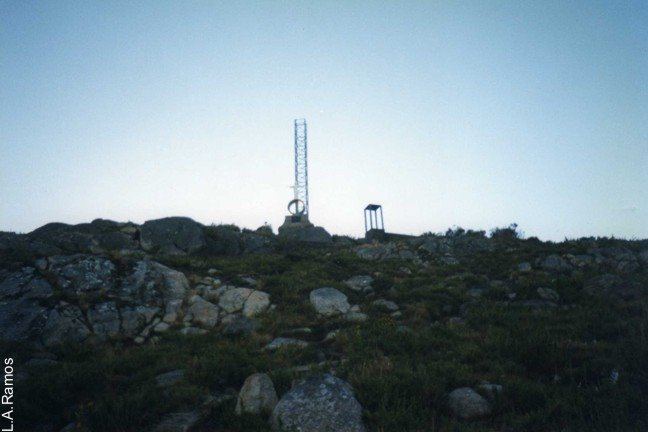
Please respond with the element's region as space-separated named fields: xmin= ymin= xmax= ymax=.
xmin=121 ymin=260 xmax=188 ymax=320
xmin=140 ymin=217 xmax=206 ymax=255
xmin=187 ymin=295 xmax=219 ymax=329
xmin=271 ymin=374 xmax=364 ymax=432
xmin=219 ymin=287 xmax=254 ymax=314
xmin=242 ymin=290 xmax=271 ymax=317
xmin=186 ymin=295 xmax=220 ymax=328
xmin=203 ymin=225 xmax=242 ymax=255
xmin=235 ymin=373 xmax=278 ymax=416
xmin=539 ymin=255 xmax=572 ymax=272
xmin=310 ymin=287 xmax=351 ymax=317
xmin=448 ymin=387 xmax=491 ymax=419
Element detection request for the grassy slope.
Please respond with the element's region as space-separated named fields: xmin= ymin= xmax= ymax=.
xmin=7 ymin=238 xmax=648 ymax=432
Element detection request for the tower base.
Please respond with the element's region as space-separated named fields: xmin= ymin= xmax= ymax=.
xmin=278 ymin=214 xmax=314 ymax=234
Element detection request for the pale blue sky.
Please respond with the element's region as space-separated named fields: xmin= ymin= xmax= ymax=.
xmin=1 ymin=1 xmax=647 ymax=240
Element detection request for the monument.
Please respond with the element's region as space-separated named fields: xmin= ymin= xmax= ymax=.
xmin=278 ymin=119 xmax=331 ymax=242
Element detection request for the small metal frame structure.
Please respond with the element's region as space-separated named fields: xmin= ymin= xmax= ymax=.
xmin=293 ymin=119 xmax=309 ymax=215
xmin=364 ymin=204 xmax=384 ymax=233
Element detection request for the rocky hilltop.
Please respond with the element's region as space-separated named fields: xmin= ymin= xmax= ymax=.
xmin=1 ymin=218 xmax=647 ymax=431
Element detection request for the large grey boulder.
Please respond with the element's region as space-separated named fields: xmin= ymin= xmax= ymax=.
xmin=310 ymin=287 xmax=351 ymax=316
xmin=204 ymin=225 xmax=243 ymax=255
xmin=121 ymin=260 xmax=188 ymax=321
xmin=448 ymin=387 xmax=491 ymax=419
xmin=27 ymin=219 xmax=140 ymax=254
xmin=271 ymin=374 xmax=364 ymax=432
xmin=235 ymin=373 xmax=278 ymax=416
xmin=140 ymin=217 xmax=206 ymax=255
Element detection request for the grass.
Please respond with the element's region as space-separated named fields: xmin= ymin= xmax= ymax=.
xmin=10 ymin=236 xmax=648 ymax=431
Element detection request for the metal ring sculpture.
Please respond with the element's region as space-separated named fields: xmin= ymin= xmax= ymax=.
xmin=287 ymin=199 xmax=306 ymax=216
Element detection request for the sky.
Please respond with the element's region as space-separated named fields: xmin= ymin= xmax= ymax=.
xmin=1 ymin=1 xmax=647 ymax=240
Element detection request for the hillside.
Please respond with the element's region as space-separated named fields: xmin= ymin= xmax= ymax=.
xmin=1 ymin=217 xmax=647 ymax=431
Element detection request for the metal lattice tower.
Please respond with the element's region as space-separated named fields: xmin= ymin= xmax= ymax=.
xmin=293 ymin=119 xmax=309 ymax=215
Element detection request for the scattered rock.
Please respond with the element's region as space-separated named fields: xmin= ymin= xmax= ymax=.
xmin=539 ymin=254 xmax=572 ymax=272
xmin=219 ymin=287 xmax=253 ymax=313
xmin=371 ymin=299 xmax=399 ymax=311
xmin=242 ymin=290 xmax=271 ymax=317
xmin=345 ymin=275 xmax=374 ymax=292
xmin=271 ymin=374 xmax=365 ymax=432
xmin=310 ymin=287 xmax=351 ymax=316
xmin=448 ymin=387 xmax=491 ymax=419
xmin=264 ymin=337 xmax=309 ymax=351
xmin=235 ymin=373 xmax=278 ymax=416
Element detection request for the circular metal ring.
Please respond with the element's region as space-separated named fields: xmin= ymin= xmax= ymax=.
xmin=287 ymin=199 xmax=306 ymax=215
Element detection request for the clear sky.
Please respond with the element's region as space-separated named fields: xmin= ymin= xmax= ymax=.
xmin=1 ymin=1 xmax=647 ymax=240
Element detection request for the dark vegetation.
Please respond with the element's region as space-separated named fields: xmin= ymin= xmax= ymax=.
xmin=3 ymin=226 xmax=648 ymax=431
